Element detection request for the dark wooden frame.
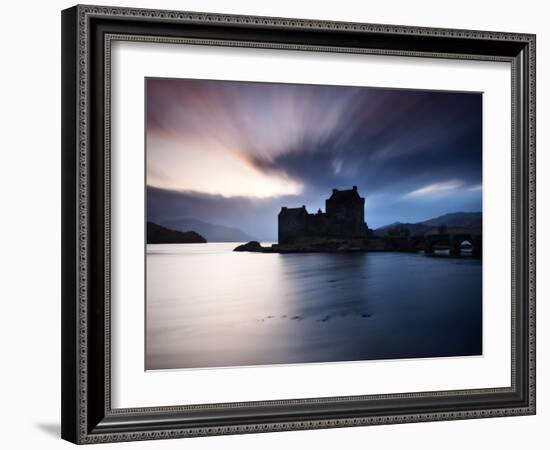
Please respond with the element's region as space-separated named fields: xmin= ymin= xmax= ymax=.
xmin=61 ymin=4 xmax=536 ymax=444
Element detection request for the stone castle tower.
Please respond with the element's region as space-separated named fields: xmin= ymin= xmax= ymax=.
xmin=278 ymin=186 xmax=368 ymax=244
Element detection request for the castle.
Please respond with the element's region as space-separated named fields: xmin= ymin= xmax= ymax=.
xmin=278 ymin=186 xmax=368 ymax=244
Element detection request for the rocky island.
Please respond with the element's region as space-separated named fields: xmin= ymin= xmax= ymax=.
xmin=233 ymin=187 xmax=482 ymax=257
xmin=234 ymin=238 xmax=368 ymax=253
xmin=235 ymin=187 xmax=369 ymax=253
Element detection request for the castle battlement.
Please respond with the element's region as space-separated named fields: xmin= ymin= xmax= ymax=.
xmin=278 ymin=186 xmax=368 ymax=244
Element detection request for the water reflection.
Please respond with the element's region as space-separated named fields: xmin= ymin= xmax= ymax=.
xmin=146 ymin=243 xmax=482 ymax=370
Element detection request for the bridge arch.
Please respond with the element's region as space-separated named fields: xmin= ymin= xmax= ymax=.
xmin=424 ymin=233 xmax=482 ymax=257
xmin=424 ymin=235 xmax=452 ymax=254
xmin=409 ymin=237 xmax=425 ymax=252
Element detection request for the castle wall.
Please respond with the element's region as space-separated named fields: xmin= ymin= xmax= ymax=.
xmin=306 ymin=213 xmax=330 ymax=236
xmin=278 ymin=207 xmax=308 ymax=244
xmin=278 ymin=188 xmax=368 ymax=244
xmin=326 ymin=196 xmax=366 ymax=237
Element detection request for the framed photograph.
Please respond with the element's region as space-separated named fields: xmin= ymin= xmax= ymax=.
xmin=61 ymin=5 xmax=536 ymax=444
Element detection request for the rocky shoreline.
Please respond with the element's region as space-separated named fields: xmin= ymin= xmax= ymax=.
xmin=234 ymin=239 xmax=370 ymax=254
xmin=233 ymin=234 xmax=481 ymax=256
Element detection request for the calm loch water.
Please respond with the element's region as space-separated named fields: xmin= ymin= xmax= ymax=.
xmin=146 ymin=243 xmax=482 ymax=370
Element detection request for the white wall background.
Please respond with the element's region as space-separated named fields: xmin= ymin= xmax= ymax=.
xmin=0 ymin=0 xmax=546 ymax=448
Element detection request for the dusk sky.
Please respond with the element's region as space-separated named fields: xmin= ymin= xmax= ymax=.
xmin=146 ymin=78 xmax=482 ymax=241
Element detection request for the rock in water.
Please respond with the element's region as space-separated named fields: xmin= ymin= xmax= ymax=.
xmin=233 ymin=241 xmax=265 ymax=252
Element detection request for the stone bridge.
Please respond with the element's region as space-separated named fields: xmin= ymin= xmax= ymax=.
xmin=387 ymin=231 xmax=482 ymax=257
xmin=413 ymin=232 xmax=481 ymax=257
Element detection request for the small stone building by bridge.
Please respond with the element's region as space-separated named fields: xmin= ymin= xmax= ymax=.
xmin=278 ymin=186 xmax=368 ymax=244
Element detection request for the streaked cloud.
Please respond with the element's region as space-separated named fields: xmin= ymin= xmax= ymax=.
xmin=404 ymin=180 xmax=463 ymax=198
xmin=146 ymin=134 xmax=303 ymax=198
xmin=467 ymin=184 xmax=483 ymax=192
xmin=146 ymin=78 xmax=483 ymax=232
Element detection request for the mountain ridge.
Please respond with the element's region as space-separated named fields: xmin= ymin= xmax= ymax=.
xmin=160 ymin=217 xmax=255 ymax=243
xmin=375 ymin=212 xmax=481 ymax=236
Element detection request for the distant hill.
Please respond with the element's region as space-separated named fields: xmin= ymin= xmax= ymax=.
xmin=147 ymin=222 xmax=207 ymax=244
xmin=420 ymin=212 xmax=482 ymax=229
xmin=160 ymin=218 xmax=254 ymax=243
xmin=374 ymin=222 xmax=432 ymax=236
xmin=375 ymin=212 xmax=481 ymax=236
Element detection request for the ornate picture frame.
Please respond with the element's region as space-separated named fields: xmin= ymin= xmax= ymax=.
xmin=61 ymin=5 xmax=536 ymax=444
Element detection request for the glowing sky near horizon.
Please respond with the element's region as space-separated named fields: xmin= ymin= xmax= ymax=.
xmin=146 ymin=78 xmax=358 ymax=198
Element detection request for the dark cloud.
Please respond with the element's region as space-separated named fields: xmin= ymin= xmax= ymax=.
xmin=243 ymin=89 xmax=481 ymax=195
